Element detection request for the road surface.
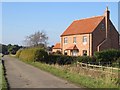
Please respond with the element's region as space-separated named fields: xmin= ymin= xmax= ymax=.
xmin=3 ymin=55 xmax=80 ymax=88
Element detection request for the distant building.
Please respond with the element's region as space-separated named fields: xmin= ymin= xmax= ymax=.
xmin=52 ymin=43 xmax=61 ymax=53
xmin=53 ymin=7 xmax=119 ymax=56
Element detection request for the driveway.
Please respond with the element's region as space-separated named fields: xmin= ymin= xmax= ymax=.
xmin=3 ymin=55 xmax=80 ymax=88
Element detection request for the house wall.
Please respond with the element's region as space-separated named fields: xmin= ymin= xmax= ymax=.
xmin=109 ymin=20 xmax=119 ymax=49
xmin=61 ymin=33 xmax=92 ymax=56
xmin=92 ymin=18 xmax=119 ymax=55
xmin=98 ymin=20 xmax=119 ymax=51
xmin=52 ymin=48 xmax=61 ymax=53
xmin=92 ymin=18 xmax=106 ymax=55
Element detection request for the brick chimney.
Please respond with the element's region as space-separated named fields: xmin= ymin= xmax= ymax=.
xmin=104 ymin=6 xmax=110 ymax=38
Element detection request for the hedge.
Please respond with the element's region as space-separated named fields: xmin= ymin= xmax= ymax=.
xmin=94 ymin=49 xmax=120 ymax=65
xmin=16 ymin=49 xmax=22 ymax=58
xmin=16 ymin=47 xmax=48 ymax=62
xmin=76 ymin=56 xmax=92 ymax=63
xmin=47 ymin=55 xmax=74 ymax=65
xmin=56 ymin=55 xmax=73 ymax=65
xmin=47 ymin=55 xmax=61 ymax=64
xmin=16 ymin=49 xmax=74 ymax=65
xmin=16 ymin=48 xmax=120 ymax=66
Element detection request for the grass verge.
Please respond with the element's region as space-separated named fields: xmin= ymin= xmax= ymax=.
xmin=0 ymin=60 xmax=7 ymax=90
xmin=19 ymin=59 xmax=119 ymax=88
xmin=2 ymin=66 xmax=7 ymax=90
xmin=0 ymin=55 xmax=1 ymax=88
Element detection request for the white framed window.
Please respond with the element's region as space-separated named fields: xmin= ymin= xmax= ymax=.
xmin=73 ymin=37 xmax=76 ymax=44
xmin=83 ymin=36 xmax=87 ymax=43
xmin=64 ymin=37 xmax=68 ymax=44
xmin=83 ymin=50 xmax=87 ymax=56
xmin=64 ymin=50 xmax=67 ymax=55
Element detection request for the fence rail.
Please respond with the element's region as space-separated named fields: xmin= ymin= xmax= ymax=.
xmin=77 ymin=62 xmax=119 ymax=70
xmin=76 ymin=62 xmax=119 ymax=75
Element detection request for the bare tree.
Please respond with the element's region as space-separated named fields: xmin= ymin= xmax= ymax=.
xmin=24 ymin=31 xmax=48 ymax=47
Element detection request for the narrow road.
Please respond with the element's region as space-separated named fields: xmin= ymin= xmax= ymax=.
xmin=3 ymin=55 xmax=80 ymax=88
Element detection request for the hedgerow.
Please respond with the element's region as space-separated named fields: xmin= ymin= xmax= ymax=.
xmin=47 ymin=55 xmax=74 ymax=65
xmin=16 ymin=49 xmax=22 ymax=58
xmin=16 ymin=47 xmax=120 ymax=67
xmin=16 ymin=47 xmax=48 ymax=62
xmin=94 ymin=49 xmax=120 ymax=65
xmin=76 ymin=56 xmax=92 ymax=63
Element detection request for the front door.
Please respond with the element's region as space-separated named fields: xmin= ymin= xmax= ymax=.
xmin=72 ymin=50 xmax=78 ymax=56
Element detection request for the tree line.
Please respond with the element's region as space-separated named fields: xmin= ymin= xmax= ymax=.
xmin=0 ymin=44 xmax=23 ymax=55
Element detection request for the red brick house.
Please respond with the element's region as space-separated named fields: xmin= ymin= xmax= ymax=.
xmin=53 ymin=7 xmax=119 ymax=56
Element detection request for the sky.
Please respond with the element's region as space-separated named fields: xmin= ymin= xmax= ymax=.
xmin=1 ymin=2 xmax=119 ymax=46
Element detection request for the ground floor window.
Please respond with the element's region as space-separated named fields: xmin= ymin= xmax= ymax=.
xmin=64 ymin=50 xmax=67 ymax=55
xmin=83 ymin=50 xmax=87 ymax=56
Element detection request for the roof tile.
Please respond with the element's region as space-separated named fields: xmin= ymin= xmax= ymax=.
xmin=53 ymin=43 xmax=61 ymax=49
xmin=66 ymin=45 xmax=78 ymax=50
xmin=61 ymin=16 xmax=105 ymax=36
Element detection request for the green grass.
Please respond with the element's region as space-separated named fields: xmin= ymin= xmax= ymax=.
xmin=2 ymin=67 xmax=7 ymax=90
xmin=20 ymin=59 xmax=119 ymax=88
xmin=0 ymin=60 xmax=7 ymax=90
xmin=0 ymin=60 xmax=2 ymax=90
xmin=0 ymin=53 xmax=7 ymax=90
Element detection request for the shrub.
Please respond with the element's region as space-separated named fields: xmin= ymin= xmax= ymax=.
xmin=94 ymin=49 xmax=120 ymax=65
xmin=46 ymin=55 xmax=93 ymax=65
xmin=47 ymin=55 xmax=61 ymax=64
xmin=34 ymin=48 xmax=48 ymax=62
xmin=56 ymin=55 xmax=73 ymax=65
xmin=90 ymin=56 xmax=97 ymax=65
xmin=70 ymin=56 xmax=78 ymax=64
xmin=112 ymin=57 xmax=120 ymax=68
xmin=76 ymin=56 xmax=92 ymax=63
xmin=18 ymin=47 xmax=48 ymax=62
xmin=47 ymin=55 xmax=74 ymax=65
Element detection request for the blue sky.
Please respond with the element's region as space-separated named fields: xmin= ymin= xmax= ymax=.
xmin=2 ymin=2 xmax=119 ymax=46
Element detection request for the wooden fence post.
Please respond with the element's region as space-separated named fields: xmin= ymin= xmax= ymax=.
xmin=111 ymin=66 xmax=113 ymax=74
xmin=86 ymin=63 xmax=88 ymax=69
xmin=99 ymin=62 xmax=100 ymax=66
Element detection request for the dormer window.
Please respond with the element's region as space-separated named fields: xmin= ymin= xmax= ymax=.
xmin=73 ymin=37 xmax=76 ymax=44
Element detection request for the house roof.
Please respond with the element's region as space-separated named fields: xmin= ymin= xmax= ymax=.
xmin=53 ymin=43 xmax=61 ymax=49
xmin=66 ymin=45 xmax=78 ymax=50
xmin=61 ymin=16 xmax=105 ymax=36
